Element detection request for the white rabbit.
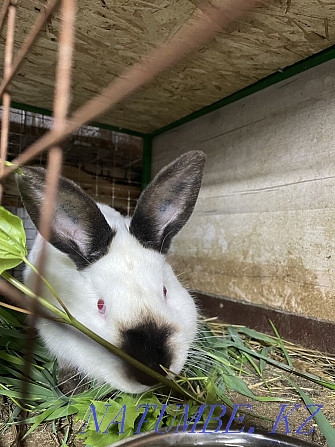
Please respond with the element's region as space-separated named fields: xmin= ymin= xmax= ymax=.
xmin=16 ymin=151 xmax=206 ymax=393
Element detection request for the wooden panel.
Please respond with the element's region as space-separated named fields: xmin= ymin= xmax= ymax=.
xmin=0 ymin=0 xmax=334 ymax=132
xmin=152 ymin=60 xmax=335 ymax=322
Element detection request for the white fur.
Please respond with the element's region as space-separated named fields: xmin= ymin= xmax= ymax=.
xmin=25 ymin=204 xmax=197 ymax=393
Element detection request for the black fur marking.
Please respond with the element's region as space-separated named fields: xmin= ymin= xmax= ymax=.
xmin=159 ymin=198 xmax=172 ymax=213
xmin=16 ymin=167 xmax=115 ymax=269
xmin=51 ymin=231 xmax=114 ymax=270
xmin=130 ymin=151 xmax=206 ymax=254
xmin=171 ymin=181 xmax=187 ymax=194
xmin=121 ymin=319 xmax=173 ymax=386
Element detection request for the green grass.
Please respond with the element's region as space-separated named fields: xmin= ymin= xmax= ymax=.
xmin=0 ymin=307 xmax=334 ymax=446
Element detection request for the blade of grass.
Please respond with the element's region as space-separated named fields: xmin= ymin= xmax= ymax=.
xmin=237 ymin=326 xmax=279 ymax=344
xmin=22 ymin=407 xmax=56 ymax=439
xmin=259 ymin=346 xmax=273 ymax=375
xmin=0 ymin=306 xmax=24 ymax=326
xmin=228 ymin=326 xmax=271 ymax=392
xmin=286 ymin=377 xmax=335 ymax=446
xmin=234 ymin=345 xmax=335 ymax=390
xmin=0 ymin=301 xmax=31 ymax=315
xmin=221 ymin=374 xmax=285 ymax=402
xmin=269 ymin=320 xmax=293 ymax=368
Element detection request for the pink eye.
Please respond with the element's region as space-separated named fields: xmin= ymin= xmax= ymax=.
xmin=163 ymin=286 xmax=167 ymax=298
xmin=97 ymin=298 xmax=106 ymax=314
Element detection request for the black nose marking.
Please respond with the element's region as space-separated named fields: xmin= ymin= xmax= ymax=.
xmin=121 ymin=319 xmax=173 ymax=386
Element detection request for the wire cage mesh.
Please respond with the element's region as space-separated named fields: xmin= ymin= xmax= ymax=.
xmin=0 ymin=106 xmax=143 ymax=214
xmin=0 ymin=105 xmax=142 ymax=285
xmin=0 ymin=0 xmax=277 ymax=445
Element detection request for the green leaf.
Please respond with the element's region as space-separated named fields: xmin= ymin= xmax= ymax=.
xmin=23 ymin=407 xmax=56 ymax=439
xmin=269 ymin=320 xmax=293 ymax=368
xmin=1 ymin=377 xmax=59 ymax=399
xmin=222 ymin=374 xmax=284 ymax=402
xmin=45 ymin=404 xmax=78 ymax=421
xmin=0 ymin=306 xmax=25 ymax=326
xmin=0 ymin=206 xmax=27 ymax=274
xmin=231 ymin=343 xmax=335 ymax=391
xmin=286 ymin=377 xmax=335 ymax=446
xmin=0 ymin=387 xmax=42 ymax=401
xmin=259 ymin=346 xmax=273 ymax=374
xmin=0 ymin=350 xmax=25 ymax=366
xmin=237 ymin=327 xmax=278 ymax=345
xmin=0 ymin=159 xmax=23 ymax=175
xmin=228 ymin=327 xmax=261 ymax=376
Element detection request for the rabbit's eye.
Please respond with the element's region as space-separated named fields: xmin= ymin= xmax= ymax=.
xmin=97 ymin=298 xmax=106 ymax=314
xmin=163 ymin=286 xmax=167 ymax=298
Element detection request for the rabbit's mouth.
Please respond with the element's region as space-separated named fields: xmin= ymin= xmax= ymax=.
xmin=120 ymin=319 xmax=174 ymax=386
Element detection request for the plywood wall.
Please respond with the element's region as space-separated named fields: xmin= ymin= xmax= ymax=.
xmin=1 ymin=0 xmax=334 ymax=132
xmin=152 ymin=59 xmax=335 ymax=323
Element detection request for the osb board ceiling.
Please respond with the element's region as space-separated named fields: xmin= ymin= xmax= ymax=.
xmin=1 ymin=0 xmax=334 ymax=133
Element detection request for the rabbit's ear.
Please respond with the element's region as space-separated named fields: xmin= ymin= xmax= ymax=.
xmin=130 ymin=151 xmax=206 ymax=254
xmin=16 ymin=167 xmax=115 ymax=269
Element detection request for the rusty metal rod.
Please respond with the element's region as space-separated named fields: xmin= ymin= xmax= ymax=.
xmin=0 ymin=0 xmax=61 ymax=98
xmin=36 ymin=0 xmax=75 ymax=259
xmin=18 ymin=0 xmax=76 ymax=427
xmin=21 ymin=0 xmax=75 ymax=366
xmin=52 ymin=0 xmax=75 ymax=129
xmin=0 ymin=2 xmax=16 ymax=201
xmin=36 ymin=0 xmax=76 ymax=255
xmin=38 ymin=0 xmax=77 ymax=240
xmin=0 ymin=280 xmax=59 ymax=320
xmin=1 ymin=0 xmax=261 ymax=177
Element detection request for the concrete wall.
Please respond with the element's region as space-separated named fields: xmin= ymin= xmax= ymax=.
xmin=152 ymin=59 xmax=335 ymax=322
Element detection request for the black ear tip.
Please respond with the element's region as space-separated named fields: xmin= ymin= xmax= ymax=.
xmin=15 ymin=167 xmax=28 ymax=188
xmin=15 ymin=166 xmax=46 ymax=191
xmin=194 ymin=150 xmax=207 ymax=164
xmin=16 ymin=166 xmax=38 ymax=178
xmin=175 ymin=150 xmax=207 ymax=168
xmin=191 ymin=150 xmax=206 ymax=159
xmin=181 ymin=150 xmax=207 ymax=173
xmin=20 ymin=166 xmax=45 ymax=176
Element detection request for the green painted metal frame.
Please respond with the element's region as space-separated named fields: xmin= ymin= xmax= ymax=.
xmin=151 ymin=44 xmax=335 ymax=137
xmin=4 ymin=45 xmax=335 ymax=190
xmin=8 ymin=100 xmax=146 ymax=138
xmin=141 ymin=134 xmax=153 ymax=190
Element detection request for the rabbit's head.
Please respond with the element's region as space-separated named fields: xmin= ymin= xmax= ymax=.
xmin=16 ymin=151 xmax=206 ymax=393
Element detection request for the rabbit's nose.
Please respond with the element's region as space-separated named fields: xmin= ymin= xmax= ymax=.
xmin=125 ymin=358 xmax=172 ymax=387
xmin=121 ymin=319 xmax=173 ymax=386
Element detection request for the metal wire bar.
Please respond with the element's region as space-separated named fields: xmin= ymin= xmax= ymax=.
xmin=0 ymin=0 xmax=10 ymax=33
xmin=0 ymin=280 xmax=60 ymax=320
xmin=35 ymin=0 xmax=75 ymax=279
xmin=0 ymin=2 xmax=16 ymax=201
xmin=0 ymin=0 xmax=261 ymax=178
xmin=16 ymin=2 xmax=75 ymax=438
xmin=0 ymin=0 xmax=61 ymax=98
